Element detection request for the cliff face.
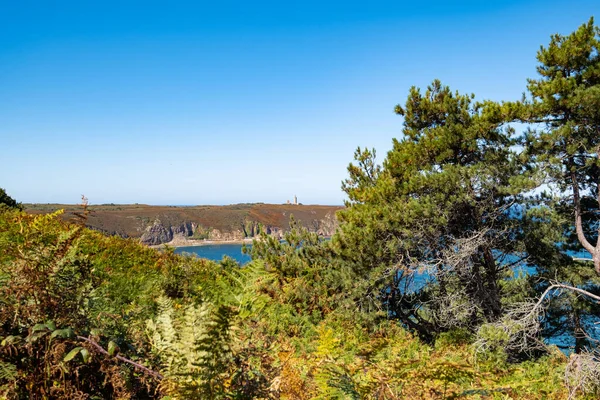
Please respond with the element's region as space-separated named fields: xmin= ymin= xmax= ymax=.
xmin=138 ymin=211 xmax=339 ymax=246
xmin=207 ymin=228 xmax=245 ymax=241
xmin=317 ymin=212 xmax=337 ymax=237
xmin=140 ymin=220 xmax=197 ymax=245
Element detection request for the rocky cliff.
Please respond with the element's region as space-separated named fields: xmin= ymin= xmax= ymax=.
xmin=138 ymin=212 xmax=339 ymax=246
xmin=139 ymin=220 xmax=197 ymax=245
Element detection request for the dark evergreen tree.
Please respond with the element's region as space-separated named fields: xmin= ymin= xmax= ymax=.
xmin=518 ymin=17 xmax=600 ymax=352
xmin=524 ymin=17 xmax=600 ymax=271
xmin=0 ymin=188 xmax=21 ymax=210
xmin=333 ymin=80 xmax=536 ymax=340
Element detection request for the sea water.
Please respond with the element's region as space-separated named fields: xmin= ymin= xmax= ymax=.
xmin=174 ymin=243 xmax=251 ymax=264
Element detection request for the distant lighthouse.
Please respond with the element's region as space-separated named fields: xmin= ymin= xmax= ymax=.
xmin=294 ymin=195 xmax=298 ymax=205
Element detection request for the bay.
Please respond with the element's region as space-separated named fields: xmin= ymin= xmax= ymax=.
xmin=174 ymin=243 xmax=251 ymax=265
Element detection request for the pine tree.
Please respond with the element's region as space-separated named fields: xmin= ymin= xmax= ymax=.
xmin=524 ymin=17 xmax=600 ymax=273
xmin=517 ymin=17 xmax=600 ymax=353
xmin=333 ymin=80 xmax=535 ymax=339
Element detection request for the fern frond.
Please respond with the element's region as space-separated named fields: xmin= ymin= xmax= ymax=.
xmin=147 ymin=296 xmax=238 ymax=399
xmin=0 ymin=361 xmax=17 ymax=383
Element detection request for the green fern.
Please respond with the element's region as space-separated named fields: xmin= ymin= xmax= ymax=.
xmin=147 ymin=296 xmax=236 ymax=399
xmin=0 ymin=360 xmax=18 ymax=398
xmin=0 ymin=361 xmax=17 ymax=383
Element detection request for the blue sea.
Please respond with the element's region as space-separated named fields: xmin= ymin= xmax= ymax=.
xmin=174 ymin=243 xmax=251 ymax=264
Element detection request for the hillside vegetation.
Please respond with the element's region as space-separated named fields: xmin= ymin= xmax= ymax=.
xmin=0 ymin=207 xmax=573 ymax=399
xmin=2 ymin=18 xmax=600 ymax=399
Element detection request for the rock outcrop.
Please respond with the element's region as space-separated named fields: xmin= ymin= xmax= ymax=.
xmin=264 ymin=226 xmax=284 ymax=239
xmin=207 ymin=228 xmax=245 ymax=241
xmin=140 ymin=219 xmax=196 ymax=245
xmin=316 ymin=212 xmax=338 ymax=236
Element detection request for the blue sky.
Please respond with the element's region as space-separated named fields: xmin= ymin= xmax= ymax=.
xmin=0 ymin=1 xmax=597 ymax=205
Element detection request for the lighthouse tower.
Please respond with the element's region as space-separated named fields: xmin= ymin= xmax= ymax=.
xmin=294 ymin=195 xmax=298 ymax=205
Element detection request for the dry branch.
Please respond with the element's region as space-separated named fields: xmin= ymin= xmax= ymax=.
xmin=77 ymin=336 xmax=163 ymax=380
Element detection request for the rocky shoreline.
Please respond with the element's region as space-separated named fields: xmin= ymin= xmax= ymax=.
xmin=150 ymin=237 xmax=255 ymax=249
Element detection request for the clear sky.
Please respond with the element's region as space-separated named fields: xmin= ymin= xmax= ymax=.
xmin=0 ymin=1 xmax=597 ymax=205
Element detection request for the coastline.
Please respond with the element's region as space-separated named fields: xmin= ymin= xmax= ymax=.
xmin=149 ymin=238 xmax=255 ymax=249
xmin=147 ymin=233 xmax=331 ymax=250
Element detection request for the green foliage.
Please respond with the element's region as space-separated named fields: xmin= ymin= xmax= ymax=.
xmin=0 ymin=207 xmax=231 ymax=398
xmin=147 ymin=297 xmax=236 ymax=399
xmin=513 ymin=17 xmax=600 ymax=352
xmin=191 ymin=225 xmax=211 ymax=240
xmin=0 ymin=361 xmax=17 ymax=397
xmin=525 ymin=17 xmax=600 ymax=176
xmin=333 ymin=79 xmax=534 ymax=340
xmin=0 ymin=193 xmax=577 ymax=399
xmin=0 ymin=188 xmax=21 ymax=211
xmin=0 ymin=209 xmax=96 ymax=330
xmin=246 ymin=216 xmax=361 ymax=333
